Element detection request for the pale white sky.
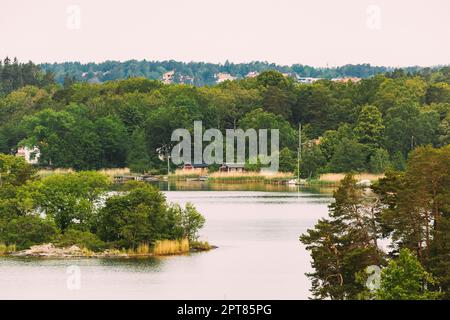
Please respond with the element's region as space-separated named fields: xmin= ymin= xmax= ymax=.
xmin=0 ymin=0 xmax=448 ymax=67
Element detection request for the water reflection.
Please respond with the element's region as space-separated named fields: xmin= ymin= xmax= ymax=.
xmin=153 ymin=180 xmax=335 ymax=195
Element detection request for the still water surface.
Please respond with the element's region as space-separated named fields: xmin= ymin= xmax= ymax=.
xmin=0 ymin=183 xmax=333 ymax=299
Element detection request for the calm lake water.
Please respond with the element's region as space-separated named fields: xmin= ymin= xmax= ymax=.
xmin=0 ymin=183 xmax=333 ymax=299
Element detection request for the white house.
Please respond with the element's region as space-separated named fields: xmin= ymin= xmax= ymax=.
xmin=16 ymin=146 xmax=40 ymax=164
xmin=215 ymin=73 xmax=236 ymax=83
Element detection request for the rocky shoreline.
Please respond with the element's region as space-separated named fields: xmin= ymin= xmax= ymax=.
xmin=8 ymin=243 xmax=215 ymax=258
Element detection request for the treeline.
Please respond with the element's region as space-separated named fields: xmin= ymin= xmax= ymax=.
xmin=41 ymin=60 xmax=424 ymax=86
xmin=0 ymin=58 xmax=449 ymax=175
xmin=0 ymin=154 xmax=205 ymax=252
xmin=301 ymin=145 xmax=450 ymax=299
xmin=0 ymin=57 xmax=55 ymax=95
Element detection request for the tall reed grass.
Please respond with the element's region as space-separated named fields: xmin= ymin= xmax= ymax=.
xmin=153 ymin=239 xmax=190 ymax=255
xmin=318 ymin=173 xmax=384 ymax=184
xmin=169 ymin=168 xmax=208 ymax=180
xmin=0 ymin=243 xmax=16 ymax=254
xmin=98 ymin=168 xmax=131 ymax=178
xmin=37 ymin=168 xmax=74 ymax=178
xmin=208 ymin=171 xmax=294 ymax=183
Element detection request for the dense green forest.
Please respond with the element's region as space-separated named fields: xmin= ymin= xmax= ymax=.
xmin=41 ymin=60 xmax=429 ymax=86
xmin=1 ymin=58 xmax=450 ymax=299
xmin=1 ymin=57 xmax=449 ymax=176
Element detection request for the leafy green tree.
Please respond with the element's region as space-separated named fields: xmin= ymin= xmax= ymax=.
xmin=384 ymin=103 xmax=440 ymax=157
xmin=425 ymin=82 xmax=450 ymax=104
xmin=176 ymin=202 xmax=206 ymax=242
xmin=319 ymin=124 xmax=354 ymax=162
xmin=374 ymin=77 xmax=427 ymax=113
xmin=94 ymin=116 xmax=128 ymax=168
xmin=127 ymin=128 xmax=155 ymax=173
xmin=390 ymin=151 xmax=406 ymax=171
xmin=32 ymin=172 xmax=110 ymax=232
xmin=98 ymin=184 xmax=178 ymax=248
xmin=329 ymin=138 xmax=368 ymax=172
xmin=376 ymin=249 xmax=442 ymax=300
xmin=369 ymin=148 xmax=390 ymax=173
xmin=1 ymin=215 xmax=58 ymax=250
xmin=300 ymin=145 xmax=326 ymax=178
xmin=355 ymin=105 xmax=384 ymax=146
xmin=239 ymin=108 xmax=297 ymax=149
xmin=0 ymin=153 xmax=36 ymax=187
xmin=295 ymin=82 xmax=339 ymax=137
xmin=278 ymin=147 xmax=296 ymax=173
xmin=55 ymin=228 xmax=105 ymax=252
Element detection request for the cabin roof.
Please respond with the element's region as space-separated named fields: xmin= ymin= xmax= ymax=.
xmin=221 ymin=162 xmax=245 ymax=168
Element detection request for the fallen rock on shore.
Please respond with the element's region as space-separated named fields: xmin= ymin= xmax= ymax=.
xmin=12 ymin=243 xmax=88 ymax=258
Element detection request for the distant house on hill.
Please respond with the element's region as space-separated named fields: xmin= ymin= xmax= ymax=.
xmin=162 ymin=70 xmax=175 ymax=84
xmin=246 ymin=71 xmax=259 ymax=78
xmin=16 ymin=146 xmax=40 ymax=164
xmin=215 ymin=73 xmax=236 ymax=83
xmin=219 ymin=163 xmax=245 ymax=173
xmin=331 ymin=77 xmax=361 ymax=83
xmin=297 ymin=77 xmax=321 ymax=84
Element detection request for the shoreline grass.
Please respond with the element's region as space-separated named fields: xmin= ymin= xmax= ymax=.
xmin=208 ymin=171 xmax=294 ymax=183
xmin=153 ymin=239 xmax=190 ymax=255
xmin=0 ymin=243 xmax=16 ymax=255
xmin=313 ymin=173 xmax=384 ymax=186
xmin=169 ymin=168 xmax=208 ymax=180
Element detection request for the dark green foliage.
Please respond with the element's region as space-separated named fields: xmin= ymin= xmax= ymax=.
xmin=300 ymin=145 xmax=326 ymax=178
xmin=278 ymin=147 xmax=296 ymax=173
xmin=0 ymin=57 xmax=54 ymax=95
xmin=376 ymin=249 xmax=442 ymax=300
xmin=329 ymin=138 xmax=368 ymax=172
xmin=0 ymin=215 xmax=58 ymax=250
xmin=0 ymin=58 xmax=448 ymax=175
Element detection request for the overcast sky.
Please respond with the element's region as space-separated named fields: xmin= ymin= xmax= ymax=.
xmin=1 ymin=0 xmax=449 ymax=67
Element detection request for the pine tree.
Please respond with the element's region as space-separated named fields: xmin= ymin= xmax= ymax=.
xmin=300 ymin=174 xmax=385 ymax=299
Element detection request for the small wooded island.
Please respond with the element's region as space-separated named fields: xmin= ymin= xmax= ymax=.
xmin=0 ymin=154 xmax=213 ymax=258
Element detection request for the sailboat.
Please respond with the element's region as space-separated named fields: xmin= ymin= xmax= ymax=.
xmin=288 ymin=123 xmax=302 ymax=186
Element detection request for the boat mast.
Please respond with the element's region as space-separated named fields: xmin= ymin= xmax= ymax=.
xmin=297 ymin=122 xmax=301 ymax=182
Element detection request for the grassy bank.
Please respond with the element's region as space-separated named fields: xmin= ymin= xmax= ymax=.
xmin=0 ymin=243 xmax=16 ymax=255
xmin=312 ymin=173 xmax=384 ymax=186
xmin=38 ymin=167 xmax=131 ymax=180
xmin=169 ymin=168 xmax=207 ymax=180
xmin=208 ymin=171 xmax=294 ymax=183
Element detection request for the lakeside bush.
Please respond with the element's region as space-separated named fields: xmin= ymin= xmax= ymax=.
xmin=55 ymin=229 xmax=106 ymax=252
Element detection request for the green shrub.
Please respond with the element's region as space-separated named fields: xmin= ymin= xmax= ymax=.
xmin=55 ymin=229 xmax=106 ymax=252
xmin=1 ymin=215 xmax=58 ymax=250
